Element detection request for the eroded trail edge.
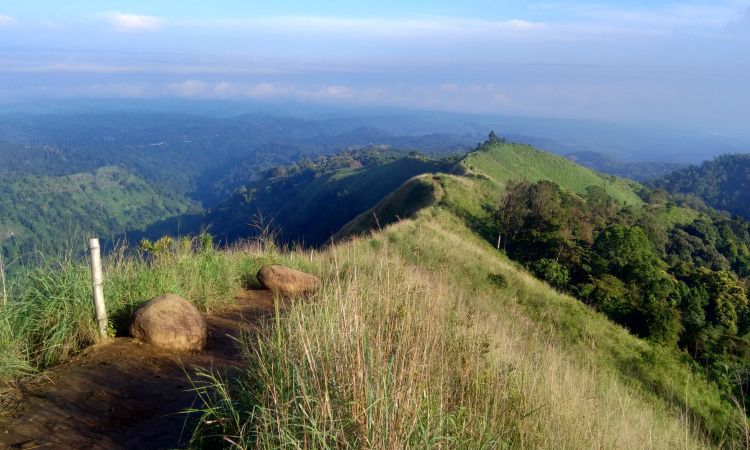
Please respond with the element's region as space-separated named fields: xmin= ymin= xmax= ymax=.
xmin=0 ymin=290 xmax=275 ymax=450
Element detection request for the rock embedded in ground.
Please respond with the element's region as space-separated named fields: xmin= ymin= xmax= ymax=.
xmin=257 ymin=265 xmax=321 ymax=297
xmin=129 ymin=294 xmax=207 ymax=351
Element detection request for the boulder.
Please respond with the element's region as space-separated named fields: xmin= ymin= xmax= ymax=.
xmin=257 ymin=265 xmax=321 ymax=297
xmin=129 ymin=294 xmax=207 ymax=351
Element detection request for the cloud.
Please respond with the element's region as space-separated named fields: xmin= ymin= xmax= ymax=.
xmin=164 ymin=80 xmax=356 ymax=101
xmin=186 ymin=15 xmax=546 ymax=39
xmin=0 ymin=14 xmax=18 ymax=27
xmin=555 ymin=1 xmax=749 ymax=31
xmin=105 ymin=12 xmax=162 ymax=32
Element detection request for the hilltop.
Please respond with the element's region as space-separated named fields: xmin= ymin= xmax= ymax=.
xmin=201 ymin=140 xmax=644 ymax=246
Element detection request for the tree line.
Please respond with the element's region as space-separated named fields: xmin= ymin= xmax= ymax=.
xmin=494 ymin=179 xmax=750 ymax=397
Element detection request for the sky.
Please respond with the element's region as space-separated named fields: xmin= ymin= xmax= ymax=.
xmin=0 ymin=1 xmax=749 ymax=136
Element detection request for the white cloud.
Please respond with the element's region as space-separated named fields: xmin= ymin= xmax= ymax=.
xmin=84 ymin=82 xmax=152 ymax=98
xmin=105 ymin=12 xmax=162 ymax=32
xmin=164 ymin=80 xmax=357 ymax=101
xmin=185 ymin=16 xmax=546 ymax=39
xmin=0 ymin=14 xmax=18 ymax=27
xmin=505 ymin=19 xmax=541 ymax=30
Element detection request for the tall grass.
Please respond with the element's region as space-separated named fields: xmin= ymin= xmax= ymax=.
xmin=191 ymin=244 xmax=509 ymax=449
xmin=190 ymin=225 xmax=724 ymax=449
xmin=0 ymin=236 xmax=268 ymax=384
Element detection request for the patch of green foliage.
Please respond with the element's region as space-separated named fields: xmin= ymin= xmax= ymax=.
xmin=0 ymin=166 xmax=196 ymax=263
xmin=491 ymin=178 xmax=750 ymax=408
xmin=653 ymin=153 xmax=750 ymax=220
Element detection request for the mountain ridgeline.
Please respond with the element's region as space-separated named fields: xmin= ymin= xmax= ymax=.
xmin=565 ymin=150 xmax=686 ymax=181
xmin=204 ymin=149 xmax=455 ymax=246
xmin=0 ymin=113 xmax=479 ymax=261
xmin=163 ymin=137 xmax=750 ymax=443
xmin=192 ymin=138 xmax=750 ymax=398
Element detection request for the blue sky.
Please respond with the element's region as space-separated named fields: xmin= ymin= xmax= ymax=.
xmin=1 ymin=1 xmax=749 ymax=135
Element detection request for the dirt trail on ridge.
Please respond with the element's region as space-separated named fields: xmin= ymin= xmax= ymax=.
xmin=0 ymin=289 xmax=275 ymax=450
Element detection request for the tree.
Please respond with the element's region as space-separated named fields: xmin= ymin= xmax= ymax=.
xmin=494 ymin=180 xmax=531 ymax=251
xmin=590 ymin=224 xmax=680 ymax=342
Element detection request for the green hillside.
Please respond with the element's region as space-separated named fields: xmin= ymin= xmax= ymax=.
xmin=206 ymin=149 xmax=454 ymax=246
xmin=198 ymin=198 xmax=741 ymax=447
xmin=0 ymin=166 xmax=196 ymax=261
xmin=462 ymin=141 xmax=644 ymax=205
xmin=653 ymin=153 xmax=750 ymax=219
xmin=335 ymin=139 xmax=750 ymax=444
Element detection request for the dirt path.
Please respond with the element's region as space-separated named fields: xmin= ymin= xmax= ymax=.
xmin=0 ymin=289 xmax=275 ymax=450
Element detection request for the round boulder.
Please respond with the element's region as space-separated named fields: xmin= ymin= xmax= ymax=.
xmin=257 ymin=265 xmax=321 ymax=297
xmin=129 ymin=294 xmax=207 ymax=351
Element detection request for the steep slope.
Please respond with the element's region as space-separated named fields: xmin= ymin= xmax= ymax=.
xmin=653 ymin=153 xmax=750 ymax=219
xmin=461 ymin=142 xmax=644 ymax=205
xmin=193 ymin=201 xmax=740 ymax=448
xmin=206 ymin=149 xmax=454 ymax=246
xmin=0 ymin=166 xmax=195 ymax=261
xmin=332 ymin=141 xmax=750 ymax=444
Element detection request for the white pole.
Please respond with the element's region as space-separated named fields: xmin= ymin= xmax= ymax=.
xmin=88 ymin=238 xmax=108 ymax=338
xmin=0 ymin=250 xmax=7 ymax=307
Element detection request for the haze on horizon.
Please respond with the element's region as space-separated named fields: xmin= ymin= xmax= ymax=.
xmin=0 ymin=0 xmax=749 ymax=138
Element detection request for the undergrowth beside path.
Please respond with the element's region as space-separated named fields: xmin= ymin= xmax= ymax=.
xmin=0 ymin=237 xmax=274 ymax=384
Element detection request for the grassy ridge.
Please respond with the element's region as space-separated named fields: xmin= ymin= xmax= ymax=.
xmin=462 ymin=142 xmax=644 ymax=205
xmin=208 ymin=154 xmax=453 ymax=246
xmin=334 ymin=174 xmax=443 ymax=240
xmin=0 ymin=213 xmax=743 ymax=447
xmin=192 ymin=211 xmax=744 ymax=448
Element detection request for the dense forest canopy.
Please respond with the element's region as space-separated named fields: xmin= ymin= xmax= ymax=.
xmin=653 ymin=153 xmax=750 ymax=219
xmin=493 ymin=177 xmax=750 ymax=397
